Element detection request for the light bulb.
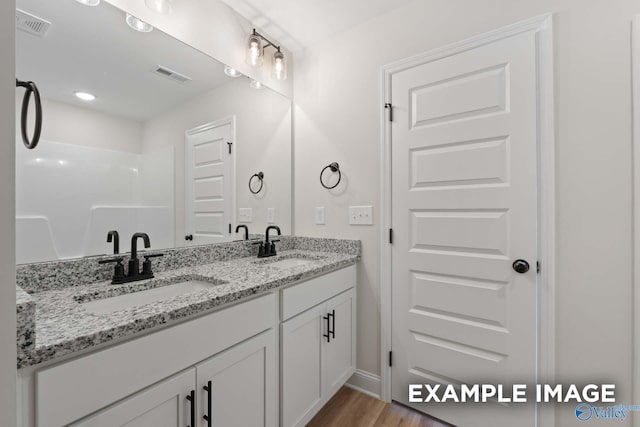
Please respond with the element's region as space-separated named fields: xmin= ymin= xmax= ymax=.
xmin=249 ymin=79 xmax=262 ymax=89
xmin=272 ymin=50 xmax=287 ymax=81
xmin=245 ymin=34 xmax=263 ymax=67
xmin=126 ymin=14 xmax=154 ymax=33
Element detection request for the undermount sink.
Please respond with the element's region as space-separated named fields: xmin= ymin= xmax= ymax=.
xmin=81 ymin=279 xmax=222 ymax=315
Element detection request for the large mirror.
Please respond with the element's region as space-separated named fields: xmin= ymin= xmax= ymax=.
xmin=15 ymin=0 xmax=292 ymax=264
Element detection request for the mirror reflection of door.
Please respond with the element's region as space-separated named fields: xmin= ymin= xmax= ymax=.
xmin=184 ymin=119 xmax=235 ymax=246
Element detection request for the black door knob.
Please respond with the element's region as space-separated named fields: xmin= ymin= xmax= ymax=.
xmin=512 ymin=259 xmax=530 ymax=274
xmin=185 ymin=234 xmax=193 ymax=241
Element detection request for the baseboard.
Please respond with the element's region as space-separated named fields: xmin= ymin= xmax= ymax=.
xmin=346 ymin=369 xmax=381 ymax=400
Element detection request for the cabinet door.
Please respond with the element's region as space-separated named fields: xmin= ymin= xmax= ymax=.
xmin=196 ymin=329 xmax=277 ymax=427
xmin=325 ymin=288 xmax=356 ymax=398
xmin=281 ymin=304 xmax=326 ymax=427
xmin=72 ymin=368 xmax=196 ymax=427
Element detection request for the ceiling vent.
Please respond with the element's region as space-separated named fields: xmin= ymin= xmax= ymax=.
xmin=16 ymin=9 xmax=51 ymax=37
xmin=152 ymin=66 xmax=192 ymax=84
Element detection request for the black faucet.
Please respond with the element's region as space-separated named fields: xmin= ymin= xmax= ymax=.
xmin=258 ymin=225 xmax=281 ymax=258
xmin=99 ymin=232 xmax=163 ymax=284
xmin=107 ymin=230 xmax=119 ymax=254
xmin=129 ymin=233 xmax=150 ymax=277
xmin=236 ymin=224 xmax=249 ymax=241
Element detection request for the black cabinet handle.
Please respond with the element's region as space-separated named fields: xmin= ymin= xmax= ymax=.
xmin=329 ymin=309 xmax=336 ymax=339
xmin=203 ymin=380 xmax=212 ymax=426
xmin=186 ymin=390 xmax=195 ymax=427
xmin=323 ymin=314 xmax=331 ymax=343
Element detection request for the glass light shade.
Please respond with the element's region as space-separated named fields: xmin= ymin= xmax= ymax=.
xmin=75 ymin=0 xmax=100 ymax=5
xmin=245 ymin=34 xmax=263 ymax=67
xmin=224 ymin=65 xmax=242 ymax=78
xmin=126 ymin=14 xmax=154 ymax=33
xmin=272 ymin=50 xmax=287 ymax=81
xmin=249 ymin=79 xmax=263 ymax=89
xmin=145 ymin=0 xmax=173 ymax=14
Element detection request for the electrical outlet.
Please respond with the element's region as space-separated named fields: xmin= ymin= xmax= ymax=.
xmin=349 ymin=205 xmax=373 ymax=225
xmin=238 ymin=208 xmax=253 ymax=223
xmin=267 ymin=208 xmax=275 ymax=224
xmin=315 ymin=207 xmax=325 ymax=225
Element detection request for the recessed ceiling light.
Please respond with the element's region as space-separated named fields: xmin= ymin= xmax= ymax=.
xmin=249 ymin=79 xmax=262 ymax=89
xmin=224 ymin=66 xmax=241 ymax=78
xmin=75 ymin=91 xmax=96 ymax=101
xmin=145 ymin=0 xmax=173 ymax=14
xmin=75 ymin=0 xmax=100 ymax=6
xmin=126 ymin=14 xmax=154 ymax=33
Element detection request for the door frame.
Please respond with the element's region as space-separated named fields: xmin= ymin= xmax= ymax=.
xmin=378 ymin=14 xmax=556 ymax=426
xmin=184 ymin=116 xmax=237 ymax=245
xmin=631 ymin=15 xmax=640 ymax=427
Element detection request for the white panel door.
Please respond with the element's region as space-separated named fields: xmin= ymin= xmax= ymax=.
xmin=281 ymin=304 xmax=326 ymax=427
xmin=185 ymin=121 xmax=234 ymax=245
xmin=391 ymin=31 xmax=538 ymax=427
xmin=324 ymin=288 xmax=356 ymax=398
xmin=196 ymin=329 xmax=277 ymax=427
xmin=73 ymin=369 xmax=195 ymax=427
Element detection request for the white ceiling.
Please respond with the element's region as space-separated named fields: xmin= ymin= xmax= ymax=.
xmin=16 ymin=0 xmax=230 ymax=122
xmin=222 ymin=0 xmax=415 ymax=51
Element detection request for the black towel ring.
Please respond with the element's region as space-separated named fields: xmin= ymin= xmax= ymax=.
xmin=16 ymin=79 xmax=42 ymax=150
xmin=320 ymin=162 xmax=341 ymax=189
xmin=249 ymin=171 xmax=264 ymax=194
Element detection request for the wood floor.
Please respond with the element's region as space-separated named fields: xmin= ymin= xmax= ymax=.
xmin=307 ymin=387 xmax=453 ymax=427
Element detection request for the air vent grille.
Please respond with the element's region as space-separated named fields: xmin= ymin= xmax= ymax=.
xmin=16 ymin=9 xmax=51 ymax=37
xmin=152 ymin=66 xmax=192 ymax=84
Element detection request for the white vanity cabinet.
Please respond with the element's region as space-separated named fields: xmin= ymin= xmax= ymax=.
xmin=18 ymin=263 xmax=357 ymax=427
xmin=72 ymin=368 xmax=196 ymax=427
xmin=75 ymin=329 xmax=277 ymax=427
xmin=27 ymin=293 xmax=277 ymax=427
xmin=281 ymin=266 xmax=357 ymax=427
xmin=195 ymin=329 xmax=278 ymax=427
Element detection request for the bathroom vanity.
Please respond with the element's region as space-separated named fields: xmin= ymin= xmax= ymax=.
xmin=15 ymin=237 xmax=359 ymax=427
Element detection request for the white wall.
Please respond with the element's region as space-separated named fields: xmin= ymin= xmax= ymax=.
xmin=1 ymin=0 xmax=17 ymax=424
xmin=143 ymin=77 xmax=292 ymax=243
xmin=294 ymin=1 xmax=636 ymax=425
xmin=105 ymin=0 xmax=293 ymax=99
xmin=16 ymin=94 xmax=143 ymax=153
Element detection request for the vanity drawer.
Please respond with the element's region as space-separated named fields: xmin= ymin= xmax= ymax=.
xmin=281 ymin=265 xmax=356 ymax=321
xmin=35 ymin=292 xmax=277 ymax=427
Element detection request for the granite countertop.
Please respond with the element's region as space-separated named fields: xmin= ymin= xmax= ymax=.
xmin=17 ymin=249 xmax=358 ymax=369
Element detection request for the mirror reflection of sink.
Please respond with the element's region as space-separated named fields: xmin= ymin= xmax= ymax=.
xmin=81 ymin=279 xmax=223 ymax=315
xmin=256 ymin=254 xmax=326 ymax=270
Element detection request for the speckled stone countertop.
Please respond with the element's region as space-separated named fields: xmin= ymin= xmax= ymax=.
xmin=17 ymin=248 xmax=359 ymax=369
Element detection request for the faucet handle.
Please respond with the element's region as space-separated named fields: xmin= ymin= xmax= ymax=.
xmin=143 ymin=253 xmax=164 ymax=259
xmin=99 ymin=256 xmax=124 ymax=264
xmin=99 ymin=257 xmax=125 ymax=282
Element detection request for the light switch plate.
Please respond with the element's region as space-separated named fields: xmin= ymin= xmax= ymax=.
xmin=238 ymin=208 xmax=253 ymax=223
xmin=349 ymin=205 xmax=373 ymax=225
xmin=315 ymin=207 xmax=325 ymax=225
xmin=267 ymin=208 xmax=275 ymax=224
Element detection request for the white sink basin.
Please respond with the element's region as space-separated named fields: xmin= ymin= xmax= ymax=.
xmin=263 ymin=258 xmax=316 ymax=269
xmin=82 ymin=280 xmax=219 ymax=315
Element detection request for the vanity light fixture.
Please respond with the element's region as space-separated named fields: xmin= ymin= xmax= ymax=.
xmin=245 ymin=28 xmax=287 ymax=81
xmin=126 ymin=13 xmax=154 ymax=33
xmin=224 ymin=65 xmax=242 ymax=78
xmin=75 ymin=0 xmax=100 ymax=6
xmin=249 ymin=79 xmax=262 ymax=90
xmin=74 ymin=91 xmax=96 ymax=101
xmin=145 ymin=0 xmax=173 ymax=14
